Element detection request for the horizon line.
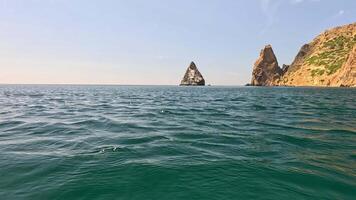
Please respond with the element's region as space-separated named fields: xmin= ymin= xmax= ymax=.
xmin=0 ymin=83 xmax=246 ymax=86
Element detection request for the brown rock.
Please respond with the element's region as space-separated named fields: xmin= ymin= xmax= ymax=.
xmin=287 ymin=44 xmax=311 ymax=73
xmin=330 ymin=45 xmax=356 ymax=87
xmin=279 ymin=22 xmax=356 ymax=87
xmin=282 ymin=64 xmax=290 ymax=74
xmin=251 ymin=45 xmax=282 ymax=86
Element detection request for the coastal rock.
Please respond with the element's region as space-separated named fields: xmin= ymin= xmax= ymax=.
xmin=279 ymin=22 xmax=356 ymax=86
xmin=287 ymin=44 xmax=311 ymax=73
xmin=282 ymin=64 xmax=290 ymax=74
xmin=330 ymin=45 xmax=356 ymax=87
xmin=251 ymin=45 xmax=282 ymax=86
xmin=180 ymin=62 xmax=205 ymax=86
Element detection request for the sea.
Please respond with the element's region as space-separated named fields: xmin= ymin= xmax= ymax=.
xmin=0 ymin=85 xmax=355 ymax=200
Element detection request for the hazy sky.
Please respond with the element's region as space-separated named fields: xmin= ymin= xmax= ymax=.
xmin=0 ymin=0 xmax=355 ymax=85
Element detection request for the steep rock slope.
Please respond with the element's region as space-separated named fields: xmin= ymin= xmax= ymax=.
xmin=251 ymin=45 xmax=282 ymax=86
xmin=330 ymin=45 xmax=356 ymax=87
xmin=180 ymin=62 xmax=205 ymax=86
xmin=279 ymin=23 xmax=356 ymax=87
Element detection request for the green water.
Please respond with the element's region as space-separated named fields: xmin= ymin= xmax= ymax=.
xmin=0 ymin=85 xmax=355 ymax=199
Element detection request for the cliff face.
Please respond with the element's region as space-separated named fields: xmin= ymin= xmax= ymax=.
xmin=180 ymin=62 xmax=205 ymax=86
xmin=330 ymin=45 xmax=356 ymax=87
xmin=251 ymin=45 xmax=282 ymax=86
xmin=279 ymin=23 xmax=356 ymax=87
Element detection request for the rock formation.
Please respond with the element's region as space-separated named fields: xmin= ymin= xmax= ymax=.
xmin=250 ymin=22 xmax=356 ymax=87
xmin=180 ymin=62 xmax=205 ymax=86
xmin=250 ymin=45 xmax=282 ymax=86
xmin=282 ymin=64 xmax=290 ymax=74
xmin=330 ymin=45 xmax=356 ymax=87
xmin=278 ymin=22 xmax=356 ymax=87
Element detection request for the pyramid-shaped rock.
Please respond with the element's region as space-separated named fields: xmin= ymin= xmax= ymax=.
xmin=180 ymin=62 xmax=205 ymax=86
xmin=251 ymin=45 xmax=282 ymax=86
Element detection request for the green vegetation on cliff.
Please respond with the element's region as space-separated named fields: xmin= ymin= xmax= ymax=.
xmin=305 ymin=34 xmax=356 ymax=75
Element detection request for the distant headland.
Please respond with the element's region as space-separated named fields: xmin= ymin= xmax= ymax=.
xmin=179 ymin=23 xmax=355 ymax=87
xmin=250 ymin=22 xmax=356 ymax=87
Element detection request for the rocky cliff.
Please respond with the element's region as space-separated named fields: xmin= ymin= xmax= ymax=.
xmin=330 ymin=45 xmax=356 ymax=87
xmin=250 ymin=22 xmax=356 ymax=87
xmin=251 ymin=45 xmax=282 ymax=86
xmin=180 ymin=62 xmax=205 ymax=86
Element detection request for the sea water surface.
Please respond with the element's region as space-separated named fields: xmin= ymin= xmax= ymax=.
xmin=0 ymin=85 xmax=355 ymax=199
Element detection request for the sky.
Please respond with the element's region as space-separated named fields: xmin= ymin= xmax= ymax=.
xmin=0 ymin=0 xmax=355 ymax=85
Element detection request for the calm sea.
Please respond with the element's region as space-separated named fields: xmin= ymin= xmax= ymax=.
xmin=0 ymin=85 xmax=355 ymax=199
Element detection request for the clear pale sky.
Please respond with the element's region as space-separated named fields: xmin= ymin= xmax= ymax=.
xmin=0 ymin=0 xmax=355 ymax=85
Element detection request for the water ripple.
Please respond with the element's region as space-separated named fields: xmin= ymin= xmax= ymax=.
xmin=0 ymin=85 xmax=355 ymax=199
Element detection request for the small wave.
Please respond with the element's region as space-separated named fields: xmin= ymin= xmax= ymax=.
xmin=0 ymin=85 xmax=355 ymax=199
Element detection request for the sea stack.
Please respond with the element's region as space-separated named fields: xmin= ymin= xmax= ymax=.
xmin=251 ymin=45 xmax=282 ymax=86
xmin=180 ymin=62 xmax=205 ymax=86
